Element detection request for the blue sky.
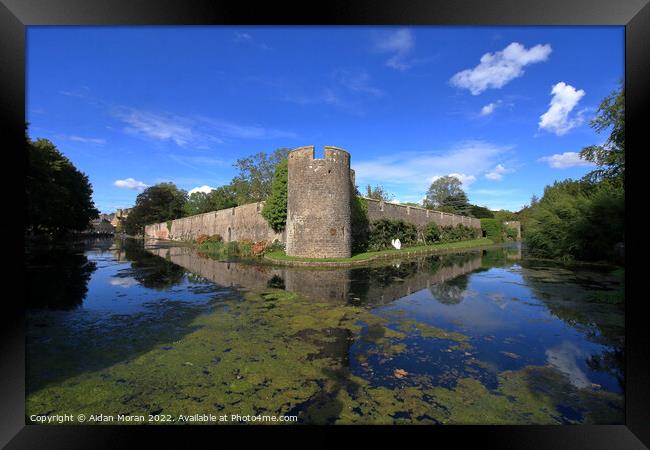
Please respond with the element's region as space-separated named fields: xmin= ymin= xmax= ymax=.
xmin=26 ymin=26 xmax=623 ymax=213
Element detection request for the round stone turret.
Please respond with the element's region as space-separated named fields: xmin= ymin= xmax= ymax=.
xmin=285 ymin=145 xmax=353 ymax=258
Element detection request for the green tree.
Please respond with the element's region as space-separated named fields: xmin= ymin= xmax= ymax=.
xmin=493 ymin=209 xmax=518 ymax=221
xmin=261 ymin=158 xmax=288 ymax=232
xmin=184 ymin=191 xmax=212 ymax=217
xmin=424 ymin=176 xmax=465 ymax=209
xmin=124 ymin=183 xmax=187 ymax=235
xmin=184 ymin=186 xmax=237 ymax=216
xmin=470 ymin=204 xmax=494 ymax=219
xmin=230 ymin=148 xmax=290 ymax=204
xmin=440 ymin=191 xmax=472 ymax=216
xmin=365 ymin=184 xmax=394 ymax=202
xmin=580 ymin=82 xmax=624 ymax=186
xmin=26 ymin=137 xmax=99 ymax=234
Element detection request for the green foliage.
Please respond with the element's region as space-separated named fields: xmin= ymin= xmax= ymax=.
xmin=505 ymin=226 xmax=519 ymax=241
xmin=524 ymin=180 xmax=624 ymax=262
xmin=439 ymin=224 xmax=479 ymax=242
xmin=26 ymin=137 xmax=99 ymax=234
xmin=367 ymin=219 xmax=418 ymax=251
xmin=580 ymin=82 xmax=624 ymax=186
xmin=123 ymin=183 xmax=187 ymax=236
xmin=261 ymin=158 xmax=288 ymax=232
xmin=424 ymin=176 xmax=465 ymax=209
xmin=365 ymin=184 xmax=394 ymax=202
xmin=481 ymin=218 xmax=504 ymax=243
xmin=183 ymin=186 xmax=237 ymax=216
xmin=493 ymin=210 xmax=518 ymax=222
xmin=230 ymin=148 xmax=289 ymax=204
xmin=351 ymin=196 xmax=370 ymax=253
xmin=440 ymin=191 xmax=472 ymax=216
xmin=424 ymin=222 xmax=441 ymax=243
xmin=470 ymin=205 xmax=494 ymax=219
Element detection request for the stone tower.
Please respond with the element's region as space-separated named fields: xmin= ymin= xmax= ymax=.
xmin=286 ymin=145 xmax=353 ymax=258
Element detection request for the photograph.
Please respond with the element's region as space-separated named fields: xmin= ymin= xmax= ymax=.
xmin=21 ymin=24 xmax=629 ymax=428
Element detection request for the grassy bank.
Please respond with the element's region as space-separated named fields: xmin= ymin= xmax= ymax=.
xmin=265 ymin=238 xmax=494 ymax=266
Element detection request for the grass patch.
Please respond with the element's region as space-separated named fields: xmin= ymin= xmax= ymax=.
xmin=265 ymin=238 xmax=494 ymax=264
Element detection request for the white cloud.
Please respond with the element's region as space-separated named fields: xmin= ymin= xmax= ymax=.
xmin=431 ymin=173 xmax=477 ymax=188
xmin=480 ymin=100 xmax=505 ymax=116
xmin=234 ymin=32 xmax=269 ymax=49
xmin=189 ymin=185 xmax=216 ymax=195
xmin=332 ymin=69 xmax=383 ymax=97
xmin=115 ymin=109 xmax=195 ymax=146
xmin=538 ymin=152 xmax=594 ymax=169
xmin=375 ymin=29 xmax=415 ymax=70
xmin=113 ymin=108 xmax=295 ymax=146
xmin=67 ymin=135 xmax=106 ymax=145
xmin=480 ymin=103 xmax=497 ymax=116
xmin=114 ymin=178 xmax=148 ymax=191
xmin=485 ymin=163 xmax=509 ymax=181
xmin=538 ymin=82 xmax=586 ymax=135
xmin=451 ymin=42 xmax=552 ymax=95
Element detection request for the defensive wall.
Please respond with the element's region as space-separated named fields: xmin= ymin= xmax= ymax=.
xmin=144 ymin=145 xmax=484 ymax=257
xmin=144 ymin=201 xmax=282 ymax=243
xmin=362 ymin=197 xmax=481 ymax=230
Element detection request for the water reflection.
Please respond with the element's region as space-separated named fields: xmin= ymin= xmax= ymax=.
xmin=143 ymin=241 xmax=484 ymax=307
xmin=25 ymin=238 xmax=624 ymax=424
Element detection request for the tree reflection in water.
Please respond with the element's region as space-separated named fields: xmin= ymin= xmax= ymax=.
xmin=26 ymin=242 xmax=97 ymax=310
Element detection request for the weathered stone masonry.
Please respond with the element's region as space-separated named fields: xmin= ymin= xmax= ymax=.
xmin=144 ymin=202 xmax=283 ymax=243
xmin=144 ymin=145 xmax=482 ymax=258
xmin=285 ymin=146 xmax=353 ymax=258
xmin=363 ymin=198 xmax=481 ymax=229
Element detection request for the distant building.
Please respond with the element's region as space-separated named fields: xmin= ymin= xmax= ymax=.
xmin=111 ymin=208 xmax=131 ymax=229
xmin=89 ymin=216 xmax=115 ymax=234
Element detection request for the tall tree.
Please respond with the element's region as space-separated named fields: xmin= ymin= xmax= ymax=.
xmin=230 ymin=148 xmax=290 ymax=204
xmin=124 ymin=183 xmax=187 ymax=235
xmin=183 ymin=186 xmax=237 ymax=216
xmin=440 ymin=191 xmax=472 ymax=216
xmin=261 ymin=158 xmax=288 ymax=232
xmin=424 ymin=176 xmax=465 ymax=210
xmin=579 ymin=82 xmax=624 ymax=186
xmin=26 ymin=137 xmax=99 ymax=234
xmin=365 ymin=184 xmax=394 ymax=202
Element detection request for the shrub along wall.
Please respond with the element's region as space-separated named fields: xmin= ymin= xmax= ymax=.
xmin=480 ymin=218 xmax=504 ymax=243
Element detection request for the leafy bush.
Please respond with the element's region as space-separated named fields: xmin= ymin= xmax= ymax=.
xmin=505 ymin=227 xmax=519 ymax=241
xmin=351 ymin=196 xmax=370 ymax=253
xmin=368 ymin=219 xmax=418 ymax=251
xmin=425 ymin=222 xmax=441 ymax=243
xmin=524 ymin=180 xmax=624 ymax=262
xmin=481 ymin=218 xmax=504 ymax=243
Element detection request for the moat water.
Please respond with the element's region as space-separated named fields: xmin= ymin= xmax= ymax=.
xmin=25 ymin=237 xmax=624 ymax=424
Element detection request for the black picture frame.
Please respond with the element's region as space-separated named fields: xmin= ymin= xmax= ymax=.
xmin=1 ymin=0 xmax=647 ymax=447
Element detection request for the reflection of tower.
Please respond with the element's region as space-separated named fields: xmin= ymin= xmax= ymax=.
xmin=286 ymin=146 xmax=353 ymax=258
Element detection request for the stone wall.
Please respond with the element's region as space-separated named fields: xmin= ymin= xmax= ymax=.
xmin=362 ymin=197 xmax=481 ymax=230
xmin=285 ymin=146 xmax=353 ymax=258
xmin=144 ymin=201 xmax=283 ymax=243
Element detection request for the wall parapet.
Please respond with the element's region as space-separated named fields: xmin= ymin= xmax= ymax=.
xmin=144 ymin=201 xmax=283 ymax=243
xmin=361 ymin=197 xmax=482 ymax=230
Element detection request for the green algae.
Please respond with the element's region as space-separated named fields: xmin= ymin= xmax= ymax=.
xmin=27 ymin=276 xmax=623 ymax=426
